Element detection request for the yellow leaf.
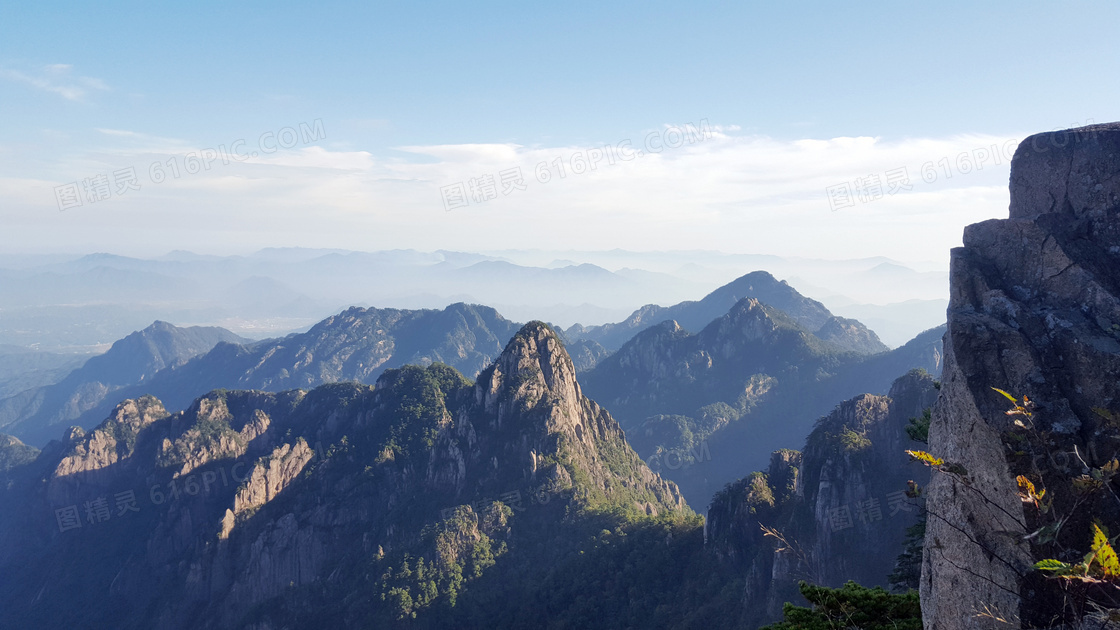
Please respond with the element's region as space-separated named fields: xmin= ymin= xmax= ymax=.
xmin=991 ymin=387 xmax=1019 ymax=404
xmin=1093 ymin=524 xmax=1120 ymax=576
xmin=906 ymin=450 xmax=944 ymax=467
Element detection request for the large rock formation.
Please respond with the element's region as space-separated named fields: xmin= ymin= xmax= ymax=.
xmin=922 ymin=123 xmax=1120 ymax=628
xmin=706 ymin=370 xmax=937 ymax=628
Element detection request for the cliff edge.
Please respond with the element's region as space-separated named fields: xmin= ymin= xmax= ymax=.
xmin=922 ymin=123 xmax=1120 ymax=628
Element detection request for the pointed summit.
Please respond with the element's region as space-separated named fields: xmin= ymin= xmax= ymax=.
xmin=498 ymin=321 xmax=579 ymax=397
xmin=564 ymin=270 xmax=887 ymax=354
xmin=478 ymin=321 xmax=685 ymax=513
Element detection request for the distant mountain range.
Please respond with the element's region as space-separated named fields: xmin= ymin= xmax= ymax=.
xmin=0 ymin=304 xmax=521 ymax=446
xmin=0 ymin=272 xmax=942 ymax=475
xmin=580 ymin=296 xmax=943 ymax=503
xmin=0 ymin=345 xmax=88 ymax=399
xmin=0 ymin=250 xmax=707 ymax=349
xmin=0 ymin=248 xmax=947 ymax=351
xmin=564 ymin=270 xmax=889 ymax=354
xmin=0 ymin=323 xmax=249 ymax=445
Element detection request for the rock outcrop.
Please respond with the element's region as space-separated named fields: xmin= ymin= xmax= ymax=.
xmin=706 ymin=370 xmax=937 ymax=627
xmin=0 ymin=432 xmax=38 ymax=474
xmin=477 ymin=323 xmax=684 ymax=511
xmin=922 ymin=123 xmax=1120 ymax=628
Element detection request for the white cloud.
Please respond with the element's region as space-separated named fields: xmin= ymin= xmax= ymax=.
xmin=1 ymin=125 xmax=1026 ymax=266
xmin=0 ymin=64 xmax=109 ymax=102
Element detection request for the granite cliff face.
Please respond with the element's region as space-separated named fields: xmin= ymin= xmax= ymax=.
xmin=923 ymin=123 xmax=1120 ymax=628
xmin=0 ymin=321 xmax=685 ymax=629
xmin=706 ymin=370 xmax=937 ymax=627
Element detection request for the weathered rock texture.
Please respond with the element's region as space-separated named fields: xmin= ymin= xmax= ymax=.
xmin=922 ymin=123 xmax=1120 ymax=629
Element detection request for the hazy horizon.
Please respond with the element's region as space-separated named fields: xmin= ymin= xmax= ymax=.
xmin=6 ymin=4 xmax=1119 ymax=265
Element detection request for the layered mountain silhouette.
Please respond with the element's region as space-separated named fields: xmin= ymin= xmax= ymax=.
xmin=0 ymin=269 xmax=940 ymax=520
xmin=0 ymin=304 xmax=520 ymax=446
xmin=0 ymin=322 xmax=249 ymax=445
xmin=580 ymin=297 xmax=943 ymax=503
xmin=0 ymin=272 xmax=910 ymax=453
xmin=0 ymin=319 xmax=940 ymax=629
xmin=564 ymin=270 xmax=889 ymax=354
xmin=0 ymin=345 xmax=87 ymax=399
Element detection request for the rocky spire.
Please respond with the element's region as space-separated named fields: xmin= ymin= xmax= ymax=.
xmin=478 ymin=321 xmax=685 ymax=513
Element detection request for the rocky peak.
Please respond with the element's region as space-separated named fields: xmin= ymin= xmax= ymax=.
xmin=52 ymin=395 xmax=168 ymax=479
xmin=696 ymin=297 xmax=820 ymax=361
xmin=89 ymin=320 xmax=248 ymax=385
xmin=718 ymin=271 xmax=832 ymax=330
xmin=0 ymin=433 xmax=38 ymax=474
xmin=714 ymin=273 xmax=888 ymax=354
xmin=478 ymin=321 xmax=685 ymax=512
xmin=923 ymin=123 xmax=1120 ymax=628
xmin=705 ymin=297 xmax=779 ymax=343
xmin=479 ymin=321 xmax=581 ymax=420
xmin=499 ymin=321 xmax=579 ymax=399
xmin=564 ymin=270 xmax=887 ymax=354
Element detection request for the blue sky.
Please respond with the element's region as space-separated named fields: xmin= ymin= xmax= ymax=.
xmin=2 ymin=1 xmax=1119 ymax=262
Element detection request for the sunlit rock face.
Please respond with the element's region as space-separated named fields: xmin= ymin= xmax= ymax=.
xmin=923 ymin=123 xmax=1120 ymax=629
